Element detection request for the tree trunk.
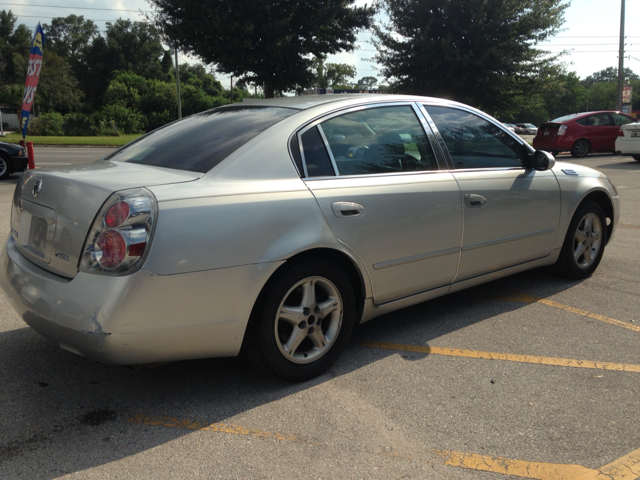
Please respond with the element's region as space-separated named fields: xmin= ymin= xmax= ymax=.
xmin=264 ymin=80 xmax=275 ymax=99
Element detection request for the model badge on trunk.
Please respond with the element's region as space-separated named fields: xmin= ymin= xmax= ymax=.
xmin=55 ymin=251 xmax=69 ymax=261
xmin=32 ymin=179 xmax=43 ymax=197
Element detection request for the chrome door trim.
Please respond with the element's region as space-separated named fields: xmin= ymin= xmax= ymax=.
xmin=409 ymin=102 xmax=448 ymax=169
xmin=461 ymin=228 xmax=556 ymax=251
xmin=373 ymin=246 xmax=461 ymax=270
xmin=317 ymin=124 xmax=341 ymax=176
xmin=416 ymin=103 xmax=454 ymax=169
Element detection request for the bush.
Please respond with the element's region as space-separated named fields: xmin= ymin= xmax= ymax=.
xmin=101 ymin=105 xmax=145 ymax=134
xmin=29 ymin=112 xmax=65 ymax=136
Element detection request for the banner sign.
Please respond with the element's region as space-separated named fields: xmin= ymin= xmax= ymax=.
xmin=21 ymin=23 xmax=45 ymax=138
xmin=623 ymin=85 xmax=633 ymax=104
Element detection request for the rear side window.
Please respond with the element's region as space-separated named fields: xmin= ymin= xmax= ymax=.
xmin=425 ymin=105 xmax=526 ymax=169
xmin=612 ymin=113 xmax=636 ymax=126
xmin=106 ymin=106 xmax=297 ymax=173
xmin=301 ymin=127 xmax=335 ymax=177
xmin=576 ymin=113 xmax=611 ymax=126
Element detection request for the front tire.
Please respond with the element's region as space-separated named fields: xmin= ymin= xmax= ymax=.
xmin=571 ymin=139 xmax=590 ymax=158
xmin=243 ymin=260 xmax=356 ymax=381
xmin=0 ymin=154 xmax=10 ymax=180
xmin=554 ymin=201 xmax=607 ymax=279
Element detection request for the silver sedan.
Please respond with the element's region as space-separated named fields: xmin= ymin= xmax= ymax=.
xmin=0 ymin=95 xmax=620 ymax=381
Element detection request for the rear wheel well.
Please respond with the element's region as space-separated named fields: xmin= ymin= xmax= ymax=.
xmin=281 ymin=249 xmax=365 ymax=319
xmin=578 ymin=191 xmax=614 ymax=244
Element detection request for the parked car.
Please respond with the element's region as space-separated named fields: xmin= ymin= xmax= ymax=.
xmin=503 ymin=123 xmax=516 ymax=132
xmin=0 ymin=94 xmax=619 ymax=381
xmin=534 ymin=111 xmax=636 ymax=158
xmin=0 ymin=141 xmax=28 ymax=180
xmin=614 ymin=121 xmax=640 ymax=161
xmin=515 ymin=123 xmax=538 ymax=135
xmin=509 ymin=124 xmax=527 ymax=135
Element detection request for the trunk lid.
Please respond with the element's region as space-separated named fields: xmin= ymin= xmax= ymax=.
xmin=10 ymin=161 xmax=201 ymax=278
xmin=620 ymin=122 xmax=640 ymax=137
xmin=536 ymin=122 xmax=562 ymax=139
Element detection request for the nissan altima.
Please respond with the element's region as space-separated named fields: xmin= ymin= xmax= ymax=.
xmin=0 ymin=95 xmax=620 ymax=381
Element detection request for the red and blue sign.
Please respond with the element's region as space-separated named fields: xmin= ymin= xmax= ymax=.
xmin=21 ymin=23 xmax=45 ymax=139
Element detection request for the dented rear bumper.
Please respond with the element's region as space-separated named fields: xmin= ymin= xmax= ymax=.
xmin=1 ymin=235 xmax=282 ymax=365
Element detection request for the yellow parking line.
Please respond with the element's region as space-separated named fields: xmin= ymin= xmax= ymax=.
xmin=619 ymin=223 xmax=640 ymax=231
xmin=434 ymin=447 xmax=640 ymax=479
xmin=357 ymin=341 xmax=640 ymax=373
xmin=494 ymin=291 xmax=640 ymax=333
xmin=127 ymin=414 xmax=414 ymax=461
xmin=128 ymin=414 xmax=298 ymax=442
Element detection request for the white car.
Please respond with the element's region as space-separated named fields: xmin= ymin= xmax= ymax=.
xmin=615 ymin=121 xmax=640 ymax=161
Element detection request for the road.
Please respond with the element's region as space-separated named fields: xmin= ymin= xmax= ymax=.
xmin=31 ymin=146 xmax=116 ymax=167
xmin=0 ymin=150 xmax=639 ymax=479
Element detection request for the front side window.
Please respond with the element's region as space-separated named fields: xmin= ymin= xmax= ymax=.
xmin=424 ymin=106 xmax=526 ymax=169
xmin=316 ymin=105 xmax=438 ymax=175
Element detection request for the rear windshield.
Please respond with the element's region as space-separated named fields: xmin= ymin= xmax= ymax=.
xmin=550 ymin=113 xmax=580 ymax=123
xmin=105 ymin=105 xmax=297 ymax=173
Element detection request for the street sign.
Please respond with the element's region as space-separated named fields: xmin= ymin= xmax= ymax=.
xmin=623 ymin=85 xmax=633 ymax=104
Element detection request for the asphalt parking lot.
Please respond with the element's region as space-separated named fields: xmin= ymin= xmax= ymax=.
xmin=1 ymin=150 xmax=639 ymax=479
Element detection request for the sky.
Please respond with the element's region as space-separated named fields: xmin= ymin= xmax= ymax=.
xmin=4 ymin=0 xmax=640 ymax=87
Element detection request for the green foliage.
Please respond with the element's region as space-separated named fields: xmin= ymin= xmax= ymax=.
xmin=43 ymin=15 xmax=98 ymax=58
xmin=29 ymin=112 xmax=65 ymax=136
xmin=310 ymin=56 xmax=357 ymax=89
xmin=375 ymin=0 xmax=569 ymax=115
xmin=0 ymin=10 xmax=31 ymax=87
xmin=150 ymin=0 xmax=375 ymax=97
xmin=36 ymin=51 xmax=83 ymax=114
xmin=357 ymin=76 xmax=378 ymax=89
xmin=101 ymin=104 xmax=146 ymax=134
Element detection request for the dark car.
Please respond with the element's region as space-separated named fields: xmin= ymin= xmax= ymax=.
xmin=0 ymin=141 xmax=28 ymax=180
xmin=533 ymin=111 xmax=637 ymax=158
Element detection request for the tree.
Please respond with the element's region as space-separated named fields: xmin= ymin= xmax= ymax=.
xmin=43 ymin=15 xmax=98 ymax=58
xmin=374 ymin=0 xmax=569 ymax=115
xmin=357 ymin=76 xmax=378 ymax=89
xmin=149 ymin=0 xmax=376 ymax=97
xmin=310 ymin=56 xmax=357 ymax=88
xmin=582 ymin=67 xmax=640 ymax=87
xmin=0 ymin=10 xmax=31 ymax=88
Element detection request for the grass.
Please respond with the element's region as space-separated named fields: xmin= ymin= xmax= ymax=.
xmin=0 ymin=133 xmax=143 ymax=146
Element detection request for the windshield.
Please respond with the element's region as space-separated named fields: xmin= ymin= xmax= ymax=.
xmin=105 ymin=105 xmax=297 ymax=173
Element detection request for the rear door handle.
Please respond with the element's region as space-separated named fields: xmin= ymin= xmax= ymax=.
xmin=464 ymin=194 xmax=487 ymax=208
xmin=331 ymin=202 xmax=365 ymax=218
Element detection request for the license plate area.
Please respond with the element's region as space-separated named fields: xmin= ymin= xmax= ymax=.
xmin=631 ymin=131 xmax=640 ymax=137
xmin=19 ymin=200 xmax=57 ymax=263
xmin=543 ymin=131 xmax=550 ymax=136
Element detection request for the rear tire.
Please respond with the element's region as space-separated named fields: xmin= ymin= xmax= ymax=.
xmin=570 ymin=139 xmax=590 ymax=158
xmin=554 ymin=201 xmax=607 ymax=279
xmin=243 ymin=260 xmax=356 ymax=381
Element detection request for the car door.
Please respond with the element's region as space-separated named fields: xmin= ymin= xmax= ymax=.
xmin=422 ymin=104 xmax=561 ymax=282
xmin=295 ymin=103 xmax=462 ymax=305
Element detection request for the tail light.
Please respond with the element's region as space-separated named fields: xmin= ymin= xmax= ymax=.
xmin=618 ymin=128 xmax=625 ymax=137
xmin=80 ymin=188 xmax=157 ymax=275
xmin=557 ymin=125 xmax=567 ymax=135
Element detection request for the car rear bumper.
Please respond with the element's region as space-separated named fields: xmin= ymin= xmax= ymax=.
xmin=0 ymin=235 xmax=282 ymax=365
xmin=532 ymin=136 xmax=573 ymax=151
xmin=615 ymin=137 xmax=640 ymax=155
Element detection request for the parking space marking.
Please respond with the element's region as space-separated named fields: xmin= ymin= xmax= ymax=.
xmin=357 ymin=341 xmax=640 ymax=373
xmin=619 ymin=223 xmax=640 ymax=231
xmin=128 ymin=414 xmax=298 ymax=442
xmin=434 ymin=447 xmax=640 ymax=479
xmin=493 ymin=291 xmax=640 ymax=333
xmin=127 ymin=414 xmax=415 ymax=461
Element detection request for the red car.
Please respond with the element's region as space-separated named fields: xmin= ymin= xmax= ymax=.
xmin=533 ymin=111 xmax=637 ymax=157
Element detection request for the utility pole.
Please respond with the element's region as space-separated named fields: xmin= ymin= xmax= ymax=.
xmin=230 ymin=76 xmax=233 ymax=103
xmin=617 ymin=0 xmax=626 ymax=111
xmin=174 ymin=43 xmax=182 ymax=119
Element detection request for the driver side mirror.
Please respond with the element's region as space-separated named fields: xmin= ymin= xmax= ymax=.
xmin=529 ymin=150 xmax=556 ymax=171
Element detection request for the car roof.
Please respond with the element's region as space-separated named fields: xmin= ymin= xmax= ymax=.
xmin=239 ymin=94 xmax=458 ymax=111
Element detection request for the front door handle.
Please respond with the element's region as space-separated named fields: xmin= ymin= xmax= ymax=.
xmin=464 ymin=194 xmax=487 ymax=208
xmin=331 ymin=202 xmax=365 ymax=218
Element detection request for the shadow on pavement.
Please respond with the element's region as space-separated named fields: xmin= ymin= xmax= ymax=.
xmin=0 ymin=265 xmax=583 ymax=478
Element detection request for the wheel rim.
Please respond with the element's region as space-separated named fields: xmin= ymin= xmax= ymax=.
xmin=0 ymin=157 xmax=7 ymax=177
xmin=572 ymin=212 xmax=603 ymax=268
xmin=574 ymin=141 xmax=588 ymax=157
xmin=274 ymin=276 xmax=343 ymax=364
